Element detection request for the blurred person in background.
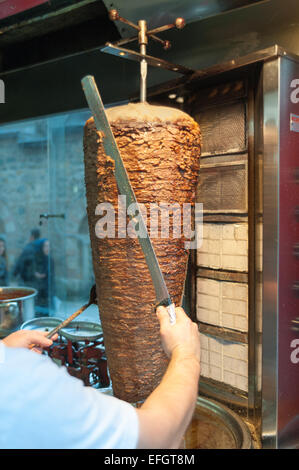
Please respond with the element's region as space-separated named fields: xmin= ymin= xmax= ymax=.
xmin=33 ymin=239 xmax=55 ymax=317
xmin=13 ymin=228 xmax=40 ymax=286
xmin=0 ymin=238 xmax=9 ymax=286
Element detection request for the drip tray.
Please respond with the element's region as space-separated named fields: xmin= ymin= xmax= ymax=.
xmin=183 ymin=397 xmax=252 ymax=449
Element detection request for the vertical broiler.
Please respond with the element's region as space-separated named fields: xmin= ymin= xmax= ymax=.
xmin=84 ymin=8 xmax=299 ymax=449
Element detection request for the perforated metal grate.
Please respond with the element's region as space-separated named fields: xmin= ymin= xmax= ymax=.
xmin=197 ymin=161 xmax=248 ymax=213
xmin=195 ymin=101 xmax=246 ymax=156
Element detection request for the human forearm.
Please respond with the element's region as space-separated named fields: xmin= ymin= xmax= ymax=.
xmin=137 ymin=348 xmax=200 ymax=449
xmin=2 ymin=329 xmax=57 ymax=351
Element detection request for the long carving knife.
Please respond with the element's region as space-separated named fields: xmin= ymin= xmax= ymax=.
xmin=81 ymin=75 xmax=176 ymax=325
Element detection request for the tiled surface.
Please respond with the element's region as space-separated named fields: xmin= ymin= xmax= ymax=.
xmin=197 ymin=223 xmax=248 ymax=272
xmin=200 ymin=332 xmax=248 ymax=392
xmin=197 ymin=278 xmax=248 ymax=332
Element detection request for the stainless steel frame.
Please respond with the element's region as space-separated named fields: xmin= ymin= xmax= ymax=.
xmin=101 ymin=43 xmax=193 ymax=75
xmin=261 ymin=55 xmax=299 ymax=449
xmin=261 ymin=58 xmax=280 ymax=449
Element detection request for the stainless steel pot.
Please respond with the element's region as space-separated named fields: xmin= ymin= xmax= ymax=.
xmin=0 ymin=287 xmax=37 ymax=337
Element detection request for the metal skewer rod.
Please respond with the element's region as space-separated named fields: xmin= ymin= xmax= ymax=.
xmin=139 ymin=19 xmax=148 ymax=103
xmin=112 ymin=32 xmax=167 ymax=49
xmin=28 ymin=305 xmax=89 ymax=349
xmin=45 ymin=285 xmax=97 ymax=339
xmin=29 ymin=286 xmax=97 ymax=349
xmin=147 ymin=18 xmax=186 ymax=35
xmin=45 ymin=303 xmax=90 ymax=339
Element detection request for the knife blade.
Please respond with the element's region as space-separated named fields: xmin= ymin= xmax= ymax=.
xmin=81 ymin=75 xmax=176 ymax=324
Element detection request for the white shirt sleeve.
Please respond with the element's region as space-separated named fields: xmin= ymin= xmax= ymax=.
xmin=0 ymin=342 xmax=139 ymax=449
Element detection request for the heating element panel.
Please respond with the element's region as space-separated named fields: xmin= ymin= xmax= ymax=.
xmin=192 ymin=81 xmax=250 ymax=398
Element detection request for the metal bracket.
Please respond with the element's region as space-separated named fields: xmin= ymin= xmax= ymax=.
xmin=101 ymin=43 xmax=194 ymax=75
xmin=101 ymin=9 xmax=193 ymax=102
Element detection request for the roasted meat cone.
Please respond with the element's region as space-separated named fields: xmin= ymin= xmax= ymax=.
xmin=84 ymin=103 xmax=201 ymax=403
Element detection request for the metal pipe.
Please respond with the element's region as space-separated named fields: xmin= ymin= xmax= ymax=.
xmin=112 ymin=32 xmax=170 ymax=50
xmin=139 ymin=20 xmax=148 ymax=103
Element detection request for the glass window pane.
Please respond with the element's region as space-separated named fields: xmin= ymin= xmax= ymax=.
xmin=0 ymin=108 xmax=100 ymax=333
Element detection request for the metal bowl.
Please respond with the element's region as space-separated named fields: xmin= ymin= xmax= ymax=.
xmin=21 ymin=316 xmax=63 ymax=333
xmin=60 ymin=321 xmax=103 ymax=342
xmin=0 ymin=287 xmax=37 ymax=336
xmin=183 ymin=396 xmax=252 ymax=449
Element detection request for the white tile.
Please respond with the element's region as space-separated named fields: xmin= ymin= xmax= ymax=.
xmin=224 ymin=357 xmax=247 ymax=376
xmin=201 ymin=224 xmax=208 ymax=239
xmin=198 ymin=293 xmax=220 ymax=311
xmin=233 ymin=359 xmax=248 ymax=377
xmin=200 ymin=363 xmax=210 ymax=378
xmin=234 ymin=316 xmax=248 ymax=331
xmin=209 ymin=224 xmax=221 ymax=240
xmin=222 ymin=224 xmax=235 ymax=240
xmin=198 ymin=307 xmax=219 ymax=324
xmin=222 ymin=298 xmax=247 ymax=316
xmin=197 ymin=308 xmax=207 ymax=323
xmin=222 ymin=282 xmax=248 ymax=301
xmin=197 ymin=278 xmax=220 ymax=296
xmin=210 ymin=366 xmax=222 ymax=381
xmin=222 ymin=313 xmax=234 ymax=329
xmin=197 ymin=252 xmax=220 ymax=269
xmin=235 ymin=224 xmax=248 ymax=241
xmin=209 ymin=336 xmax=222 ymax=353
xmin=197 ymin=278 xmax=248 ymax=332
xmin=223 ymin=356 xmax=234 ymax=372
xmin=210 ymin=351 xmax=221 ymax=367
xmin=199 ymin=332 xmax=209 ymax=349
xmin=223 ymin=371 xmax=236 ymax=388
xmin=235 ymin=375 xmax=248 ymax=391
xmin=207 ymin=310 xmax=220 ymax=325
xmin=199 ymin=333 xmax=248 ymax=392
xmin=208 ymin=239 xmax=221 ymax=253
xmin=221 ymin=254 xmax=247 ymax=271
xmin=197 ymin=223 xmax=248 ymax=272
xmin=222 ymin=240 xmax=247 ymax=256
xmin=223 ymin=343 xmax=248 ymax=361
xmin=200 ymin=349 xmax=209 ymax=364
